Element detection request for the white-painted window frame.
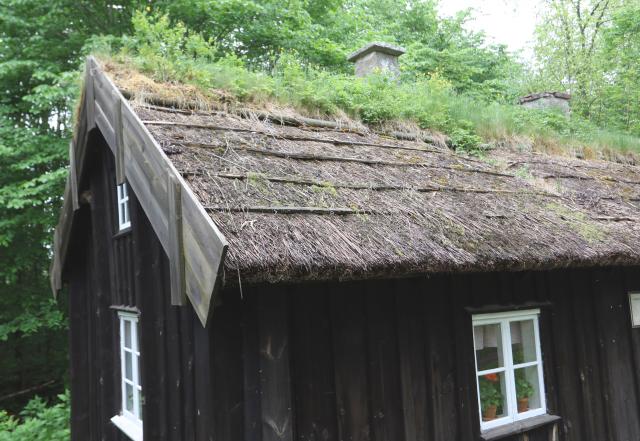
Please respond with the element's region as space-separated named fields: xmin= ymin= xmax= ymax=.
xmin=117 ymin=183 xmax=131 ymax=230
xmin=472 ymin=309 xmax=547 ymax=432
xmin=111 ymin=311 xmax=142 ymax=441
xmin=629 ymin=292 xmax=640 ymax=327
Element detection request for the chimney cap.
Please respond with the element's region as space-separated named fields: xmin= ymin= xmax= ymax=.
xmin=347 ymin=42 xmax=406 ymax=62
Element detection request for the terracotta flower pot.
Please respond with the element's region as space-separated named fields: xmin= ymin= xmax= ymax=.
xmin=483 ymin=405 xmax=498 ymax=421
xmin=517 ymin=397 xmax=529 ymax=413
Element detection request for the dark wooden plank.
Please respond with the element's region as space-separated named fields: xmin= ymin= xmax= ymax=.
xmin=165 ymin=304 xmax=184 ymax=441
xmin=211 ymin=294 xmax=245 ymax=441
xmin=426 ymin=276 xmax=459 ymax=441
xmin=68 ymin=253 xmax=90 ymax=441
xmin=290 ymin=283 xmax=338 ymax=441
xmin=193 ymin=312 xmax=214 ymax=441
xmin=168 ymin=173 xmax=186 ymax=305
xmin=364 ymin=280 xmax=405 ymax=441
xmin=133 ymin=196 xmax=168 ymax=440
xmin=88 ymin=149 xmax=120 ymax=439
xmin=593 ymin=267 xmax=640 ymax=440
xmin=259 ymin=288 xmax=294 ymax=441
xmin=567 ymin=269 xmax=608 ymax=441
xmin=396 ymin=279 xmax=427 ymax=441
xmin=546 ymin=270 xmax=584 ymax=441
xmin=450 ymin=274 xmax=479 ymax=441
xmin=532 ymin=272 xmax=559 ymax=417
xmin=180 ymin=308 xmax=196 ymax=441
xmin=331 ymin=283 xmax=371 ymax=441
xmin=242 ymin=289 xmax=263 ymax=441
xmin=622 ymin=266 xmax=640 ymax=427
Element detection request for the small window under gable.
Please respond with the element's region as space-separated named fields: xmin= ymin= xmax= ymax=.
xmin=472 ymin=309 xmax=547 ymax=432
xmin=111 ymin=310 xmax=142 ymax=441
xmin=117 ymin=183 xmax=131 ymax=230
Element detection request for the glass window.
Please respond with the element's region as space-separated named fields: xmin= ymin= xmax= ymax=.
xmin=118 ymin=312 xmax=142 ymax=425
xmin=473 ymin=309 xmax=546 ymax=431
xmin=117 ymin=183 xmax=131 ymax=230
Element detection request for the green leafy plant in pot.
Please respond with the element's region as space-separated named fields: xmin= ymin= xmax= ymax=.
xmin=479 ymin=374 xmax=503 ymax=421
xmin=515 ymin=371 xmax=534 ymax=412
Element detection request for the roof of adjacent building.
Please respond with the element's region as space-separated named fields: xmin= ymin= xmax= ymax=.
xmin=347 ymin=42 xmax=406 ymax=61
xmin=519 ymin=92 xmax=571 ymax=104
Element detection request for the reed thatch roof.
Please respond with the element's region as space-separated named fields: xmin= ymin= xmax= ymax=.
xmin=126 ymin=101 xmax=640 ymax=285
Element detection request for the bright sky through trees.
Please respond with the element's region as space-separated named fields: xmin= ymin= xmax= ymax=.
xmin=438 ymin=0 xmax=544 ymax=59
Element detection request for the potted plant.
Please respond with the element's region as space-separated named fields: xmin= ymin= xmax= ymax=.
xmin=479 ymin=374 xmax=502 ymax=421
xmin=515 ymin=372 xmax=534 ymax=412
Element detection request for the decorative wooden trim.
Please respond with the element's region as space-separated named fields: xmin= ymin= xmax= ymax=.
xmin=168 ymin=173 xmax=186 ymax=305
xmin=69 ymin=141 xmax=79 ymax=211
xmin=50 ymin=57 xmax=229 ymax=326
xmin=115 ymin=98 xmax=125 ymax=184
xmin=84 ymin=60 xmax=95 ymax=129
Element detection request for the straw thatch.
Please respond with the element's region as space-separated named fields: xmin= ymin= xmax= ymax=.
xmin=122 ymin=97 xmax=640 ymax=285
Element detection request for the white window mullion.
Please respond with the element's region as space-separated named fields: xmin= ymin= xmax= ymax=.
xmin=132 ymin=316 xmax=140 ymax=420
xmin=120 ymin=318 xmax=127 ymax=418
xmin=477 ymin=366 xmax=507 ymax=376
xmin=500 ymin=319 xmax=514 ymax=423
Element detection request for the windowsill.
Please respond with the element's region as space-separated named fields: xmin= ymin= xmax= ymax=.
xmin=111 ymin=414 xmax=143 ymax=441
xmin=480 ymin=414 xmax=561 ymax=440
xmin=113 ymin=227 xmax=132 ymax=239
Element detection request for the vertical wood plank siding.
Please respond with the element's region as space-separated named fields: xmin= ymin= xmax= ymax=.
xmin=66 ymin=133 xmax=214 ymax=441
xmin=228 ymin=268 xmax=640 ymax=441
xmin=68 ymin=131 xmax=640 ymax=441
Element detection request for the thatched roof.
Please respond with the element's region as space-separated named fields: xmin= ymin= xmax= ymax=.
xmin=51 ymin=58 xmax=640 ymax=324
xmin=131 ymin=102 xmax=640 ymax=286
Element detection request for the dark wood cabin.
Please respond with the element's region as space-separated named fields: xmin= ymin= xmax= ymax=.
xmin=51 ymin=57 xmax=640 ymax=441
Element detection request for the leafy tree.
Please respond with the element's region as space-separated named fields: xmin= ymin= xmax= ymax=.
xmin=598 ymin=3 xmax=640 ymax=133
xmin=533 ymin=0 xmax=619 ymax=116
xmin=0 ymin=0 xmax=147 ymax=408
xmin=0 ymin=392 xmax=69 ymax=441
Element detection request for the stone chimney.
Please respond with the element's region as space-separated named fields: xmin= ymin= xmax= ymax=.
xmin=347 ymin=42 xmax=406 ymax=78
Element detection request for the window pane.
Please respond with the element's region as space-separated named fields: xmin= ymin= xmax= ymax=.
xmin=124 ymin=320 xmax=132 ymax=349
xmin=125 ymin=352 xmax=133 ymax=381
xmin=474 ymin=323 xmax=504 ymax=370
xmin=515 ymin=365 xmax=542 ymax=413
xmin=478 ymin=372 xmax=508 ymax=421
xmin=125 ymin=383 xmax=134 ymax=412
xmin=511 ymin=320 xmax=537 ymax=364
xmin=138 ymin=391 xmax=143 ymax=419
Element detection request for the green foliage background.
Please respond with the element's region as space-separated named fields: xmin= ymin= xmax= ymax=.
xmin=1 ymin=0 xmax=640 ymax=435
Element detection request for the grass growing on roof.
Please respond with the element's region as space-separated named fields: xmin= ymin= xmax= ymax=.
xmin=89 ymin=12 xmax=640 ymax=159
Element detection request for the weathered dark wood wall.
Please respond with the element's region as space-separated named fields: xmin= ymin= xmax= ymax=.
xmin=216 ymin=267 xmax=640 ymax=441
xmin=66 ymin=131 xmax=640 ymax=441
xmin=66 ymin=132 xmax=215 ymax=441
